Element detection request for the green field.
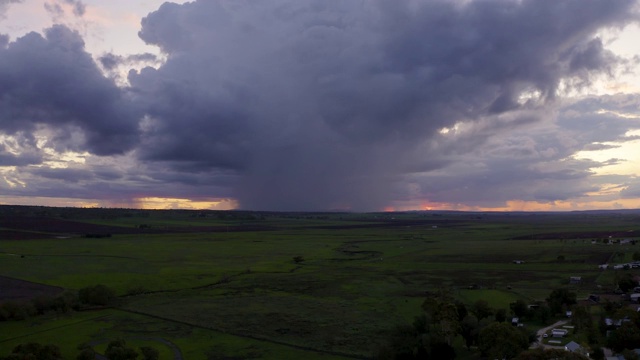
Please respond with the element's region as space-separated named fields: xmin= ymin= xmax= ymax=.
xmin=1 ymin=207 xmax=639 ymax=359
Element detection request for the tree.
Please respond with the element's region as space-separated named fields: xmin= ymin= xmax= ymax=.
xmin=430 ymin=341 xmax=455 ymax=360
xmin=140 ymin=347 xmax=159 ymax=360
xmin=607 ymin=322 xmax=640 ymax=353
xmin=78 ymin=284 xmax=116 ymax=306
xmin=591 ymin=346 xmax=605 ymax=360
xmin=471 ymin=299 xmax=493 ymax=320
xmin=547 ymin=289 xmax=577 ymax=315
xmin=571 ymin=306 xmax=593 ymax=333
xmin=531 ymin=304 xmax=552 ymax=324
xmin=617 ymin=273 xmax=637 ymax=293
xmin=460 ymin=314 xmax=479 ymax=350
xmin=421 ymin=291 xmax=460 ymax=345
xmin=511 ymin=299 xmax=529 ymax=318
xmin=105 ymin=339 xmax=138 ymax=360
xmin=454 ymin=300 xmax=468 ymax=322
xmin=478 ymin=322 xmax=529 ymax=359
xmin=76 ymin=344 xmax=95 ymax=360
xmin=376 ymin=323 xmax=426 ymax=360
xmin=495 ymin=308 xmax=507 ymax=323
xmin=3 ymin=343 xmax=62 ymax=360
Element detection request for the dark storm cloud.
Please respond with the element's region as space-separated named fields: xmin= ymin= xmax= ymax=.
xmin=127 ymin=0 xmax=638 ymax=210
xmin=0 ymin=25 xmax=140 ymax=155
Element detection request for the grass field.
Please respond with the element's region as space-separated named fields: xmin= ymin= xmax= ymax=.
xmin=1 ymin=206 xmax=639 ymax=358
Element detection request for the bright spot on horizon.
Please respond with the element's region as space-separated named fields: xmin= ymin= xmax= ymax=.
xmin=136 ymin=197 xmax=238 ymax=210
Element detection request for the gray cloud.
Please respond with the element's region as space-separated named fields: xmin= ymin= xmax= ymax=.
xmin=127 ymin=0 xmax=638 ymax=210
xmin=0 ymin=25 xmax=140 ymax=156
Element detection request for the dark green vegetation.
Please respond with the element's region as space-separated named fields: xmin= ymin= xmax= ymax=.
xmin=1 ymin=205 xmax=640 ymax=359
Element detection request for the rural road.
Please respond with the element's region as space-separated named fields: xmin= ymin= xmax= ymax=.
xmin=533 ymin=320 xmax=568 ymax=349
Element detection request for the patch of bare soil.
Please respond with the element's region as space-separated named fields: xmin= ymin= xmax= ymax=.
xmin=0 ymin=216 xmax=275 ymax=236
xmin=0 ymin=275 xmax=64 ymax=303
xmin=0 ymin=230 xmax=52 ymax=240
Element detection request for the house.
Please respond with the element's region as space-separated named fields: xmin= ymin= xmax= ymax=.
xmin=569 ymin=276 xmax=582 ymax=284
xmin=566 ymin=310 xmax=572 ymax=318
xmin=599 ymin=264 xmax=609 ymax=269
xmin=631 ymin=293 xmax=640 ymax=303
xmin=511 ymin=317 xmax=519 ymax=326
xmin=513 ymin=260 xmax=525 ymax=264
xmin=551 ymin=329 xmax=568 ymax=337
xmin=565 ymin=341 xmax=584 ymax=354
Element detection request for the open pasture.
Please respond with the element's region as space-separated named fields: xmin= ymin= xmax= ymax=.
xmin=1 ymin=206 xmax=639 ymax=358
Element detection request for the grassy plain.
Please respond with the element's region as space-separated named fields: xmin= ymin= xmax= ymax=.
xmin=1 ymin=207 xmax=639 ymax=358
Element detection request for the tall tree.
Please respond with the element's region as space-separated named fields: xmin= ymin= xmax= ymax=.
xmin=105 ymin=339 xmax=138 ymax=360
xmin=471 ymin=299 xmax=493 ymax=320
xmin=478 ymin=322 xmax=529 ymax=359
xmin=460 ymin=314 xmax=480 ymax=350
xmin=547 ymin=289 xmax=577 ymax=315
xmin=511 ymin=299 xmax=529 ymax=318
xmin=606 ymin=322 xmax=640 ymax=353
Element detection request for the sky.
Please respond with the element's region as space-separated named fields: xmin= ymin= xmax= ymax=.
xmin=1 ymin=0 xmax=640 ymax=212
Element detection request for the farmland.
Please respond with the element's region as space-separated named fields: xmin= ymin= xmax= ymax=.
xmin=1 ymin=205 xmax=640 ymax=359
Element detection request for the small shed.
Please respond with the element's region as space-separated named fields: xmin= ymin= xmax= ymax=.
xmin=569 ymin=276 xmax=582 ymax=284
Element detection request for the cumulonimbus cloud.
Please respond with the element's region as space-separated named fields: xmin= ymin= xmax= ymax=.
xmin=129 ymin=0 xmax=638 ymax=210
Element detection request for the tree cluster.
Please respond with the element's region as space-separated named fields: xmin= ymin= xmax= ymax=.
xmin=78 ymin=284 xmax=117 ymax=307
xmin=0 ymin=343 xmax=62 ymax=360
xmin=0 ymin=291 xmax=79 ymax=321
xmin=376 ymin=292 xmax=532 ymax=359
xmin=0 ymin=340 xmax=159 ymax=360
xmin=0 ymin=284 xmax=117 ymax=323
xmin=377 ymin=287 xmax=592 ymax=359
xmin=604 ymin=308 xmax=640 ymax=354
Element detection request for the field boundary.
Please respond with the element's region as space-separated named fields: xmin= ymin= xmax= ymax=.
xmin=116 ymin=308 xmax=368 ymax=359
